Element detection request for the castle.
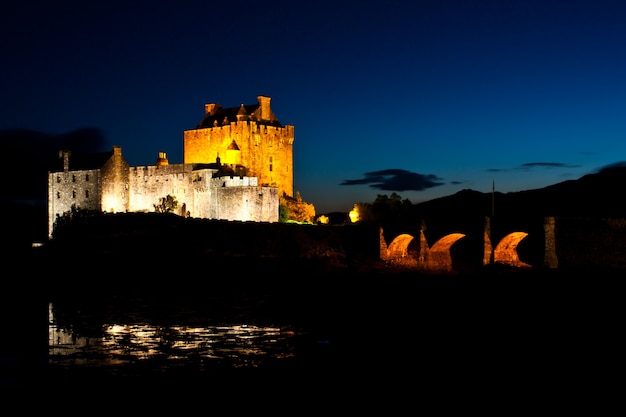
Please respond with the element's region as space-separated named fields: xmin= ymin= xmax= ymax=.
xmin=47 ymin=95 xmax=294 ymax=238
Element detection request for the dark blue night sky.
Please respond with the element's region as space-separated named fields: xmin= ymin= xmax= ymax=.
xmin=3 ymin=0 xmax=626 ymax=213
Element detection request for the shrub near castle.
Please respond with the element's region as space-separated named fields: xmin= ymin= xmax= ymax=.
xmin=154 ymin=195 xmax=179 ymax=214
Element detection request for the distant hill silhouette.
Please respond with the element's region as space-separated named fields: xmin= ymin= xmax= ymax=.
xmin=413 ymin=164 xmax=626 ymax=221
xmin=0 ymin=128 xmax=108 ymax=203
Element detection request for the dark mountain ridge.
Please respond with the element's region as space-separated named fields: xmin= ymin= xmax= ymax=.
xmin=413 ymin=165 xmax=626 ymax=222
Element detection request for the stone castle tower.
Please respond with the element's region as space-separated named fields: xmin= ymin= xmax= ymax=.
xmin=183 ymin=95 xmax=294 ymax=199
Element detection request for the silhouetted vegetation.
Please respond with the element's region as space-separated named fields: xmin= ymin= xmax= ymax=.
xmin=353 ymin=192 xmax=420 ymax=235
xmin=280 ymin=191 xmax=315 ymax=223
xmin=153 ymin=194 xmax=178 ymax=213
xmin=49 ymin=205 xmax=94 ymax=240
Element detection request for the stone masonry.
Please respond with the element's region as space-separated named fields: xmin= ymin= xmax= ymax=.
xmin=47 ymin=95 xmax=291 ymax=238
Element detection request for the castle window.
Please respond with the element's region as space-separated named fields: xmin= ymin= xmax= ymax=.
xmin=72 ymin=190 xmax=76 ymax=198
xmin=56 ymin=192 xmax=60 ymax=199
xmin=72 ymin=174 xmax=76 ymax=182
xmin=57 ymin=176 xmax=61 ymax=183
xmin=269 ymin=156 xmax=273 ymax=172
xmin=85 ymin=174 xmax=89 ymax=181
xmin=85 ymin=190 xmax=89 ymax=198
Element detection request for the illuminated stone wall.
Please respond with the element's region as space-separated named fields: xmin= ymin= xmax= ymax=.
xmin=208 ymin=186 xmax=279 ymax=222
xmin=191 ymin=175 xmax=277 ymax=221
xmin=48 ymin=147 xmax=279 ymax=238
xmin=128 ymin=163 xmax=195 ymax=216
xmin=100 ymin=146 xmax=130 ymax=213
xmin=48 ymin=166 xmax=102 ymax=237
xmin=183 ymin=96 xmax=294 ymax=199
xmin=48 ymin=146 xmax=131 ymax=237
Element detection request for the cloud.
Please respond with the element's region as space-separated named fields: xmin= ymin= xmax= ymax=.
xmin=519 ymin=162 xmax=579 ymax=169
xmin=341 ymin=169 xmax=445 ymax=191
xmin=487 ymin=161 xmax=579 ymax=173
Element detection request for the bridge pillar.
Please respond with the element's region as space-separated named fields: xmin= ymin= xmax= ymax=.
xmin=543 ymin=216 xmax=558 ymax=269
xmin=379 ymin=227 xmax=389 ymax=260
xmin=483 ymin=216 xmax=494 ymax=266
xmin=418 ymin=221 xmax=429 ymax=267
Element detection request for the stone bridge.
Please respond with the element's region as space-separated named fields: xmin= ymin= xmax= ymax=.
xmin=380 ymin=216 xmax=558 ymax=273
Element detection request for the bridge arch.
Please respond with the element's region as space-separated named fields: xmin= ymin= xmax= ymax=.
xmin=493 ymin=231 xmax=531 ymax=268
xmin=385 ymin=233 xmax=420 ymax=268
xmin=426 ymin=233 xmax=466 ymax=272
xmin=387 ymin=233 xmax=416 ymax=259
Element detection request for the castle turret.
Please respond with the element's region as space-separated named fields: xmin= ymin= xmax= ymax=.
xmin=236 ymin=104 xmax=249 ymax=121
xmin=156 ymin=151 xmax=169 ymax=166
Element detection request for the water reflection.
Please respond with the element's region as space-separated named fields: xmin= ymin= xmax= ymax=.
xmin=48 ymin=302 xmax=315 ymax=372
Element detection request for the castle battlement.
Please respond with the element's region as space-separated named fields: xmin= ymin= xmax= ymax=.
xmin=209 ymin=176 xmax=258 ymax=188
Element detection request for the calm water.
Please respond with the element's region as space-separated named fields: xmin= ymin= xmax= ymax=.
xmin=48 ymin=301 xmax=327 ymax=373
xmin=3 ymin=267 xmax=621 ymax=395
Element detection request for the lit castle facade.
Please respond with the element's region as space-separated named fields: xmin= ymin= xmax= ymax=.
xmin=48 ymin=95 xmax=294 ymax=238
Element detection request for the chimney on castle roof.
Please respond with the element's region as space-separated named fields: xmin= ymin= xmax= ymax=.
xmin=156 ymin=151 xmax=169 ymax=166
xmin=60 ymin=150 xmax=71 ymax=172
xmin=205 ymin=103 xmax=219 ymax=115
xmin=257 ymin=96 xmax=271 ymax=121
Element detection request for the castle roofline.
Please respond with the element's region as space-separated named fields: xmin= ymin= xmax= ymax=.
xmin=196 ymin=95 xmax=283 ymax=129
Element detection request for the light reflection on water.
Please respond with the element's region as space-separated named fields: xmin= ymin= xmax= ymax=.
xmin=48 ymin=303 xmax=310 ymax=371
